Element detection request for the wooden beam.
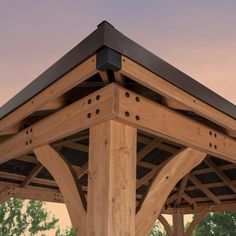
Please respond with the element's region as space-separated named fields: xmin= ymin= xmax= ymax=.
xmin=176 ymin=174 xmax=190 ymax=206
xmin=0 ymin=184 xmax=64 ymax=203
xmin=164 ymin=202 xmax=236 ymax=214
xmin=189 ymin=175 xmax=221 ymax=204
xmin=99 ymin=71 xmax=110 ymax=84
xmin=36 ymin=96 xmax=66 ymax=111
xmin=21 ymin=164 xmax=43 ymax=187
xmin=0 ymin=55 xmax=97 ymax=133
xmin=114 ymin=85 xmax=236 ymax=163
xmin=185 ymin=209 xmax=208 ymax=236
xmin=34 ymin=145 xmax=86 ymax=236
xmin=121 ymin=56 xmax=236 ymax=137
xmin=0 ymin=123 xmax=22 ymax=136
xmin=137 ymin=138 xmax=162 ymax=162
xmin=163 ymin=98 xmax=189 ymax=111
xmin=0 ymin=186 xmax=11 ymax=204
xmin=87 ymin=120 xmax=137 ymax=236
xmin=114 ymin=71 xmax=125 ymax=85
xmin=158 ymin=215 xmax=173 ymax=236
xmin=0 ymin=84 xmax=116 ymax=164
xmin=204 ymin=158 xmax=236 ymax=193
xmin=136 ymin=148 xmax=206 ymax=236
xmin=173 ymin=212 xmax=184 ymax=236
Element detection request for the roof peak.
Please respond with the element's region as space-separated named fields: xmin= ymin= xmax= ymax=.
xmin=97 ymin=20 xmax=115 ymax=29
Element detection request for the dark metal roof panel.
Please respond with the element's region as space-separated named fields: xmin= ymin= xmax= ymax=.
xmin=0 ymin=21 xmax=235 ymax=120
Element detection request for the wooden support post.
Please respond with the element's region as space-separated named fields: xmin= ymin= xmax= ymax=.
xmin=173 ymin=212 xmax=184 ymax=236
xmin=34 ymin=145 xmax=86 ymax=236
xmin=87 ymin=120 xmax=137 ymax=236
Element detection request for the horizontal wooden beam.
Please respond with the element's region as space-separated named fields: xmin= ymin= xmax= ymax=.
xmin=0 ymin=184 xmax=63 ymax=203
xmin=36 ymin=96 xmax=66 ymax=111
xmin=121 ymin=56 xmax=236 ymax=137
xmin=163 ymin=202 xmax=236 ymax=214
xmin=0 ymin=55 xmax=97 ymax=133
xmin=0 ymin=84 xmax=116 ymax=164
xmin=114 ymin=85 xmax=236 ymax=163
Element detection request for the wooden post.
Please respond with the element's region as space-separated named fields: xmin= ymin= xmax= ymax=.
xmin=173 ymin=212 xmax=184 ymax=236
xmin=87 ymin=120 xmax=137 ymax=236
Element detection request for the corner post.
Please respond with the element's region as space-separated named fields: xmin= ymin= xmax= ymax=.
xmin=87 ymin=120 xmax=137 ymax=236
xmin=173 ymin=212 xmax=184 ymax=236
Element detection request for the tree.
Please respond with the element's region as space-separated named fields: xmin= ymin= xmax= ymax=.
xmin=193 ymin=212 xmax=236 ymax=236
xmin=149 ymin=220 xmax=167 ymax=236
xmin=56 ymin=228 xmax=76 ymax=236
xmin=0 ymin=198 xmax=59 ymax=236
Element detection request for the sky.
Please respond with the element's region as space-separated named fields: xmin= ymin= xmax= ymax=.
xmin=0 ymin=0 xmax=236 ymax=233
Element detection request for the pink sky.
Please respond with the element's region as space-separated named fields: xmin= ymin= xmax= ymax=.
xmin=0 ymin=0 xmax=236 ymax=233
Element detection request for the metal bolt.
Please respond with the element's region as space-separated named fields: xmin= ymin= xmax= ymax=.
xmin=96 ymin=95 xmax=100 ymax=101
xmin=135 ymin=115 xmax=140 ymax=121
xmin=87 ymin=113 xmax=92 ymax=118
xmin=96 ymin=109 xmax=100 ymax=114
xmin=125 ymin=92 xmax=130 ymax=97
xmin=136 ymin=97 xmax=140 ymax=102
xmin=125 ymin=111 xmax=130 ymax=117
xmin=88 ymin=99 xmax=92 ymax=104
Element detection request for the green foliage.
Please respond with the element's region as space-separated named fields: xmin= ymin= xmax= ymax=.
xmin=56 ymin=228 xmax=76 ymax=236
xmin=193 ymin=212 xmax=236 ymax=236
xmin=0 ymin=198 xmax=59 ymax=236
xmin=149 ymin=220 xmax=167 ymax=236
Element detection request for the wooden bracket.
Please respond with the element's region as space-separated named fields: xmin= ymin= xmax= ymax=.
xmin=34 ymin=145 xmax=86 ymax=236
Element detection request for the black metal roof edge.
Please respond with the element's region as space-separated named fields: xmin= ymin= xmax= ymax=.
xmin=101 ymin=21 xmax=236 ymax=119
xmin=0 ymin=21 xmax=235 ymax=120
xmin=0 ymin=22 xmax=106 ymax=120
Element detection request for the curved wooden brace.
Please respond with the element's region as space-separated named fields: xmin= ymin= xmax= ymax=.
xmin=185 ymin=209 xmax=208 ymax=236
xmin=136 ymin=148 xmax=207 ymax=236
xmin=158 ymin=215 xmax=173 ymax=236
xmin=34 ymin=145 xmax=86 ymax=236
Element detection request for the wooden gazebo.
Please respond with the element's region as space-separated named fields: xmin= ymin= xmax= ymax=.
xmin=0 ymin=21 xmax=236 ymax=236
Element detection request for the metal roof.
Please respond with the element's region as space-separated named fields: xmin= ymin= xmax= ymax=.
xmin=1 ymin=21 xmax=235 ymax=119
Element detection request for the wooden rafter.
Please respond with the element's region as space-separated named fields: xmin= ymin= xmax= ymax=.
xmin=98 ymin=71 xmax=110 ymax=84
xmin=176 ymin=174 xmax=190 ymax=207
xmin=21 ymin=164 xmax=43 ymax=187
xmin=204 ymin=158 xmax=236 ymax=193
xmin=189 ymin=175 xmax=221 ymax=204
xmin=0 ymin=55 xmax=97 ymax=133
xmin=120 ymin=56 xmax=236 ymax=137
